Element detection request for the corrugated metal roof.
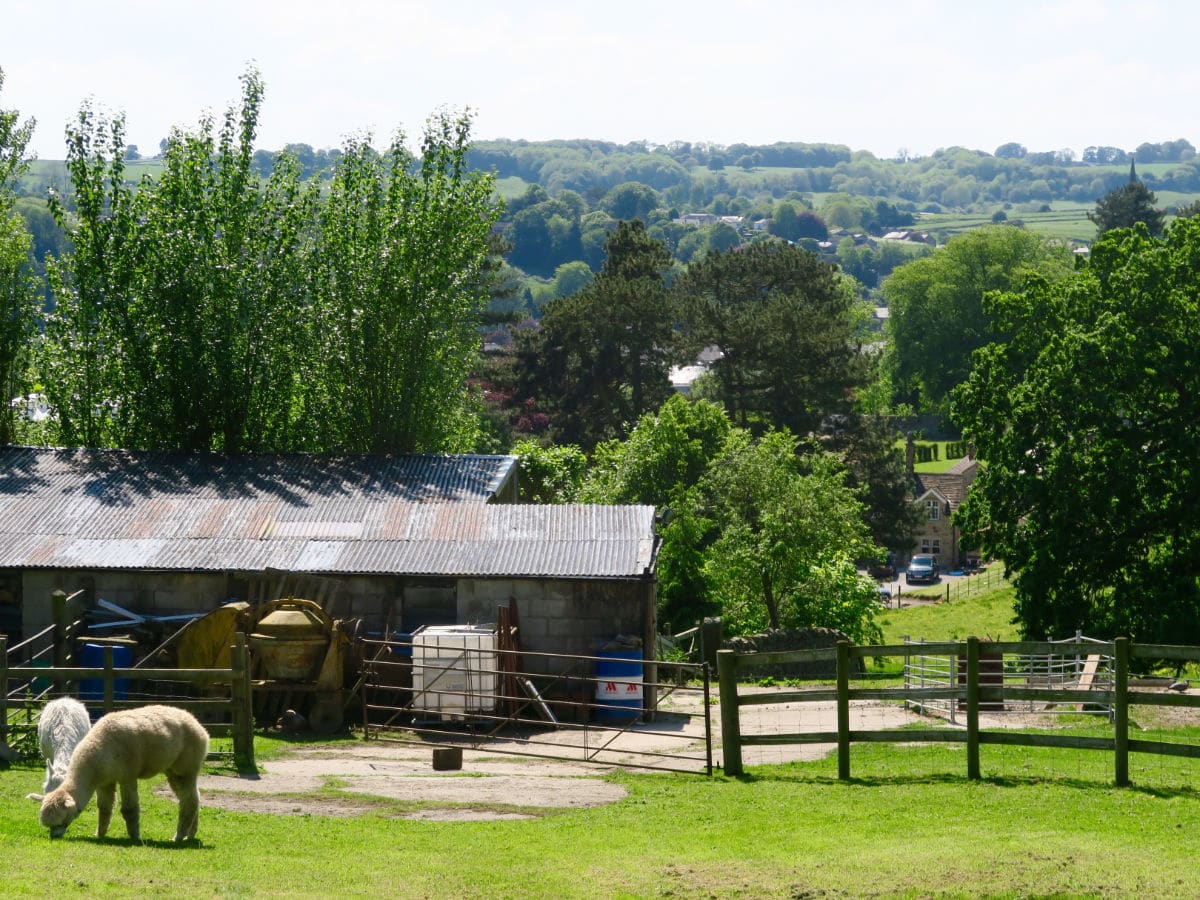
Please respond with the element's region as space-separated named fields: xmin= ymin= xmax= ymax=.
xmin=0 ymin=446 xmax=516 ymax=505
xmin=0 ymin=448 xmax=656 ymax=579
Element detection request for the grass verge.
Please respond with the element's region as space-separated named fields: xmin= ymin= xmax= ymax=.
xmin=3 ymin=735 xmax=1197 ymax=898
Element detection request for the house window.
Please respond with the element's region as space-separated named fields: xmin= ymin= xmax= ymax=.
xmin=925 ymin=499 xmax=940 ymax=521
xmin=921 ymin=538 xmax=931 ymax=554
xmin=931 ymin=540 xmax=940 ymax=556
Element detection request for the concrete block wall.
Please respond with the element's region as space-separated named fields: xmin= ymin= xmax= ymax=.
xmin=20 ymin=569 xmax=229 ymax=634
xmin=457 ymin=577 xmax=648 ymax=671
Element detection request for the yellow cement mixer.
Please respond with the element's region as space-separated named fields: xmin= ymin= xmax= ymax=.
xmin=179 ymin=598 xmax=350 ymax=734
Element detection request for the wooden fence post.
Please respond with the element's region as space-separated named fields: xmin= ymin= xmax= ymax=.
xmin=837 ymin=640 xmax=851 ymax=780
xmin=966 ymin=636 xmax=980 ymax=780
xmin=102 ymin=645 xmax=115 ymax=714
xmin=231 ymin=632 xmax=255 ymax=772
xmin=1114 ymin=636 xmax=1129 ymax=787
xmin=716 ymin=649 xmax=742 ymax=777
xmin=0 ymin=634 xmax=8 ymax=748
xmin=52 ymin=589 xmax=68 ymax=670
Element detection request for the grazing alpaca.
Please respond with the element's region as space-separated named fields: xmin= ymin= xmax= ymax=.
xmin=38 ymin=705 xmax=209 ymax=842
xmin=25 ymin=696 xmax=92 ymax=801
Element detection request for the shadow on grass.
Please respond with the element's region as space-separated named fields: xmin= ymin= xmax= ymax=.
xmin=59 ymin=835 xmax=213 ymax=849
xmin=731 ymin=769 xmax=1200 ymax=799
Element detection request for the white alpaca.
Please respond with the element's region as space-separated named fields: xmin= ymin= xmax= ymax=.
xmin=25 ymin=697 xmax=92 ymax=802
xmin=39 ymin=705 xmax=209 ymax=842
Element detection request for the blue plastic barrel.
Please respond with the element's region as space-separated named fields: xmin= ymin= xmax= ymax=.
xmin=594 ymin=650 xmax=643 ymax=724
xmin=80 ymin=643 xmax=132 ymax=711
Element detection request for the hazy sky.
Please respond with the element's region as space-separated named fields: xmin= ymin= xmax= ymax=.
xmin=4 ymin=0 xmax=1198 ymax=161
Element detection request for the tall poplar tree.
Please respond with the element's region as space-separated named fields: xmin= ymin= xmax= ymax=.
xmin=0 ymin=68 xmax=36 ymax=445
xmin=42 ymin=71 xmax=316 ymax=451
xmin=304 ymin=113 xmax=499 ymax=452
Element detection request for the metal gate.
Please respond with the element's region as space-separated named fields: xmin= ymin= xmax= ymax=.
xmin=358 ymin=634 xmax=712 ymax=775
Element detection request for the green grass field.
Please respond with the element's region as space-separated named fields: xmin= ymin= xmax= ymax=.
xmin=891 ymin=439 xmax=970 ymax=473
xmin=6 ymin=573 xmax=1198 ymax=897
xmin=4 ymin=728 xmax=1197 ymax=897
xmin=879 ymin=574 xmax=1017 ymax=644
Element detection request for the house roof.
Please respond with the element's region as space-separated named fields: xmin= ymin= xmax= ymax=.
xmin=0 ymin=447 xmax=656 ymax=579
xmin=912 ymin=457 xmax=979 ymax=508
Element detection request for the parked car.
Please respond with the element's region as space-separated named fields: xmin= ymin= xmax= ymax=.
xmin=905 ymin=554 xmax=939 ymax=584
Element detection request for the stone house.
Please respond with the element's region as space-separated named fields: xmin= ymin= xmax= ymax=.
xmin=906 ymin=439 xmax=979 ymax=570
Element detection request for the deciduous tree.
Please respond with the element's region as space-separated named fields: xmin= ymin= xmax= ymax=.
xmin=305 ymin=112 xmax=500 ymax=452
xmin=883 ymin=225 xmax=1072 ymax=413
xmin=952 ymin=217 xmax=1200 ymax=646
xmin=1088 ymin=164 xmax=1164 ymax=237
xmin=675 ymin=429 xmax=881 ymax=639
xmin=0 ymin=68 xmax=36 ymax=445
xmin=42 ymin=72 xmax=317 ymax=452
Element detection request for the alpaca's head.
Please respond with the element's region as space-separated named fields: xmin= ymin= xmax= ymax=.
xmin=38 ymin=788 xmax=79 ymax=838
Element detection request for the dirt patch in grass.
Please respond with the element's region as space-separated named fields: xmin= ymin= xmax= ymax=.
xmin=195 ymin=742 xmax=627 ymax=821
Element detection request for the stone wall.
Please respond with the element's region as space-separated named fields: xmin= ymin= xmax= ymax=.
xmin=724 ymin=627 xmax=864 ymax=678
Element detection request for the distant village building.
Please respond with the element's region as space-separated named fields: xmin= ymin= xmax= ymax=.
xmin=674 ymin=212 xmax=720 ymax=227
xmin=669 ymin=346 xmax=723 ymax=395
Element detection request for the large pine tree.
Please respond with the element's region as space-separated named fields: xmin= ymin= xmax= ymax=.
xmin=1088 ymin=160 xmax=1165 ymax=237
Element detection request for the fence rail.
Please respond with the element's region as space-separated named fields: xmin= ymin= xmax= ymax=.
xmin=2 ymin=631 xmax=256 ymax=769
xmin=718 ymin=637 xmax=1200 ymax=785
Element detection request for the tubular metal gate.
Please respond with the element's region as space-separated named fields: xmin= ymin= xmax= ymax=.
xmin=358 ymin=636 xmax=713 ymax=775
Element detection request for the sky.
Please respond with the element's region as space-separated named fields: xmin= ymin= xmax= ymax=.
xmin=3 ymin=0 xmax=1199 ymax=162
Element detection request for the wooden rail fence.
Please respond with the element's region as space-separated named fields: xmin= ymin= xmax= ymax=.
xmin=718 ymin=636 xmax=1200 ymax=785
xmin=2 ymin=629 xmax=256 ymax=770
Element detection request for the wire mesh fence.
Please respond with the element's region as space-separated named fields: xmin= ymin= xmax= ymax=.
xmin=902 ymin=632 xmax=1115 ymax=723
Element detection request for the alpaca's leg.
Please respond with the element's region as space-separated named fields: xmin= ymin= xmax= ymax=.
xmin=96 ymin=783 xmax=115 ymax=838
xmin=167 ymin=773 xmax=200 ymax=841
xmin=118 ymin=780 xmax=141 ymax=841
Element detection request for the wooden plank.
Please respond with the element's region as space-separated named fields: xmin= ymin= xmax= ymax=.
xmin=1078 ymin=654 xmax=1102 ymax=691
xmin=732 ymin=647 xmax=835 ymax=669
xmin=741 ymin=729 xmax=967 ymax=746
xmin=7 ymin=666 xmax=235 ymax=682
xmin=737 ymin=689 xmax=838 ymax=706
xmin=1014 ymin=687 xmax=1115 ymax=705
xmin=987 ymin=640 xmax=1114 ymax=656
xmin=977 ymin=731 xmax=1114 ymax=751
xmin=1131 ymin=643 xmax=1200 ymax=662
xmin=1127 ymin=738 xmax=1200 ymax=759
xmin=1126 ymin=691 xmax=1200 ymax=708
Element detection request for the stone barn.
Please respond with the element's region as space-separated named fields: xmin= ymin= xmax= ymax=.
xmin=0 ymin=447 xmax=658 ymax=664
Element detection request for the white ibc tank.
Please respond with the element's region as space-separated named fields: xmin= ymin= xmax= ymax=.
xmin=411 ymin=625 xmax=498 ymax=719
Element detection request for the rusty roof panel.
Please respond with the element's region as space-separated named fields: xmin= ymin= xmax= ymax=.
xmin=0 ymin=448 xmax=657 ymax=579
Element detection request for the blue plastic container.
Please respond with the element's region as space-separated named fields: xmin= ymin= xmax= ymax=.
xmin=594 ymin=649 xmax=643 ymax=724
xmin=80 ymin=643 xmax=132 ymax=711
